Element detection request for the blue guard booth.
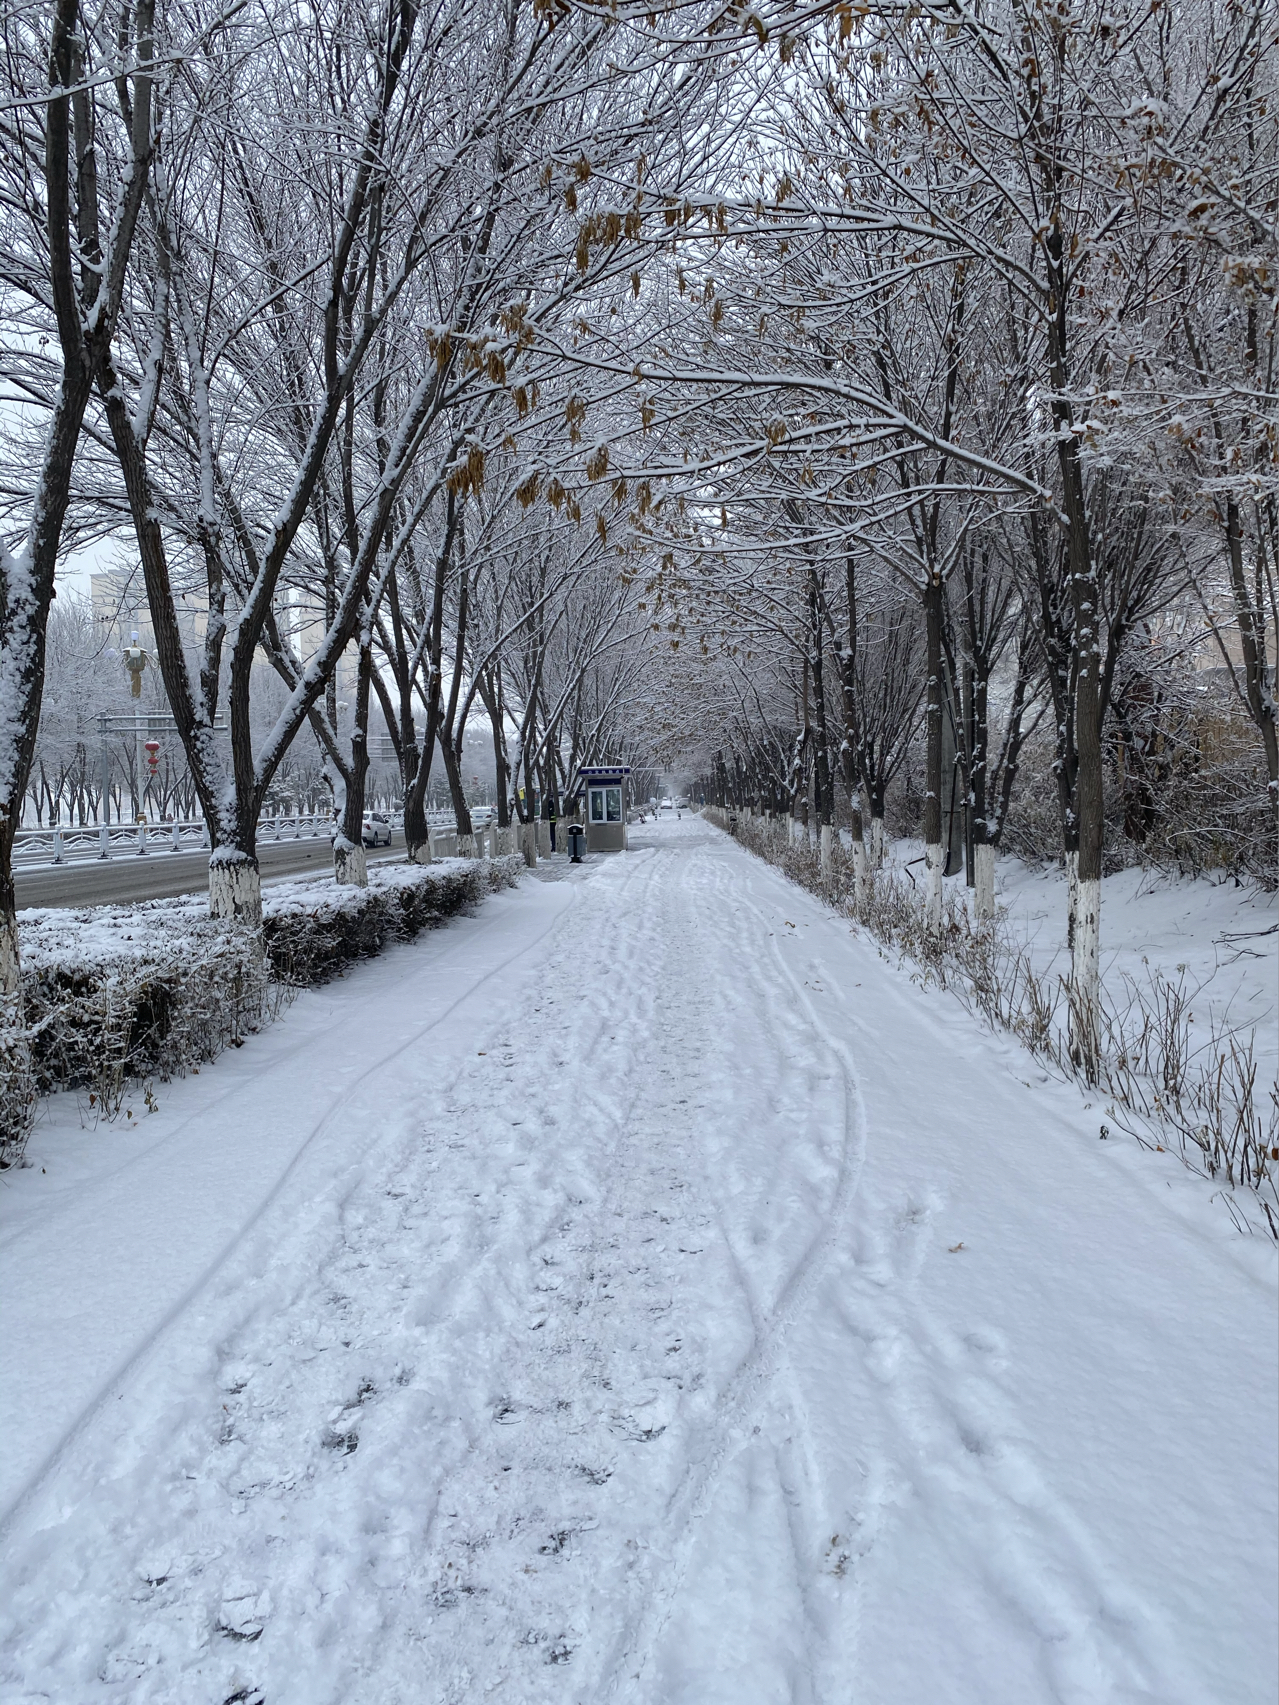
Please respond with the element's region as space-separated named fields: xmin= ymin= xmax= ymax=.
xmin=578 ymin=764 xmax=631 ymax=853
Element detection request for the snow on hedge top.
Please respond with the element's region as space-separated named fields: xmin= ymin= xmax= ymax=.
xmin=18 ymin=860 xmax=480 ymax=969
xmin=261 ymin=858 xmax=477 ymax=919
xmin=19 ymin=894 xmax=243 ymax=971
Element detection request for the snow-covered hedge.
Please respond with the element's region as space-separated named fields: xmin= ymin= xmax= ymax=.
xmin=16 ymin=905 xmax=272 ymax=1118
xmin=6 ymin=856 xmax=523 ymax=1160
xmin=263 ymin=855 xmax=521 ymax=985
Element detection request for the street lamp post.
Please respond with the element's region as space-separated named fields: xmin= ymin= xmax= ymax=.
xmin=122 ymin=632 xmax=150 ymax=824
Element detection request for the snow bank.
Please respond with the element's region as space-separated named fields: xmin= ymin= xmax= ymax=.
xmin=10 ymin=857 xmax=525 ymax=1144
xmin=994 ymin=853 xmax=1278 ymax=1080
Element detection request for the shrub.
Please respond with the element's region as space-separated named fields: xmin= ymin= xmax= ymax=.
xmin=262 ymin=856 xmax=521 ymax=984
xmin=3 ymin=855 xmax=524 ymax=1167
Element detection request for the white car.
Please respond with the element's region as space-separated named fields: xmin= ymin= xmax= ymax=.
xmin=361 ymin=811 xmax=392 ymax=847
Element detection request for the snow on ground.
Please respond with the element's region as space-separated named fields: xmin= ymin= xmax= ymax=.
xmin=994 ymin=854 xmax=1278 ymax=1079
xmin=877 ymin=835 xmax=1277 ymax=1080
xmin=1 ymin=817 xmax=1275 ymax=1704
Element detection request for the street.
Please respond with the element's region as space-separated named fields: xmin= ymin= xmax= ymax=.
xmin=14 ymin=837 xmax=404 ymax=910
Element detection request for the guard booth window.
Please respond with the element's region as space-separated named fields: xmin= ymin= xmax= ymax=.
xmin=588 ymin=786 xmax=623 ymax=823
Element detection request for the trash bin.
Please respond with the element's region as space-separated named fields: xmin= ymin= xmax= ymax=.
xmin=568 ymin=822 xmax=586 ymax=862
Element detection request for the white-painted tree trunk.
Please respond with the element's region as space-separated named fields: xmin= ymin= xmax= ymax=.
xmin=974 ymin=843 xmax=996 ymax=922
xmin=870 ymin=818 xmax=885 ymax=869
xmin=850 ymin=839 xmax=867 ymax=910
xmin=0 ymin=915 xmax=18 ymax=1000
xmin=924 ymin=842 xmax=945 ymax=931
xmin=1070 ymin=876 xmax=1101 ymax=1079
xmin=333 ymin=838 xmax=368 ymax=887
xmin=408 ymin=836 xmax=432 ymax=864
xmin=537 ymin=820 xmax=551 ymax=859
xmin=209 ymin=856 xmax=263 ymax=925
xmin=819 ymin=823 xmax=833 ymax=875
xmin=521 ymin=822 xmax=538 ymax=867
xmin=1065 ymin=848 xmax=1079 ymax=951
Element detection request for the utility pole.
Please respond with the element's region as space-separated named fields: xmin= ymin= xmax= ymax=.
xmin=98 ymin=713 xmax=111 ymax=826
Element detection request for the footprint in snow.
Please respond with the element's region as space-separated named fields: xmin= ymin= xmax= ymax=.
xmin=218 ymin=1582 xmax=271 ymax=1641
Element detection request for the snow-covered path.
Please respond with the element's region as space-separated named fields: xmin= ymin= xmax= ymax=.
xmin=2 ymin=818 xmax=1275 ymax=1704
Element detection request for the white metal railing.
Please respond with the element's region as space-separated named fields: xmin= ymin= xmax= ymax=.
xmin=13 ymin=813 xmax=336 ymax=866
xmin=15 ymin=806 xmax=499 ymax=866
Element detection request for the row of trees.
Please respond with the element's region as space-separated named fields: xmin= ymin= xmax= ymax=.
xmin=593 ymin=0 xmax=1276 ymax=1075
xmin=1 ymin=0 xmax=724 ymax=994
xmin=2 ymin=0 xmax=1275 ymax=1083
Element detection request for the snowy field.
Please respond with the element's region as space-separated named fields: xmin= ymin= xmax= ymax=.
xmin=872 ymin=833 xmax=1278 ymax=1083
xmin=1 ymin=816 xmax=1275 ymax=1704
xmin=994 ymin=854 xmax=1278 ymax=1081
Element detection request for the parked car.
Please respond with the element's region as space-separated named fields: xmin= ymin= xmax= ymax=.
xmin=362 ymin=811 xmax=393 ymax=847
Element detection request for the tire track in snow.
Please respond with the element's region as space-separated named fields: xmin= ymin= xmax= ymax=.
xmin=5 ymin=880 xmax=532 ymax=1260
xmin=1 ymin=848 xmax=684 ymax=1701
xmin=602 ymin=834 xmax=870 ymax=1701
xmin=373 ymin=832 xmax=785 ymax=1697
xmin=0 ymin=878 xmax=580 ymax=1542
xmin=717 ymin=833 xmax=1185 ymax=1705
xmin=826 ymin=1212 xmax=1179 ymax=1704
xmin=359 ymin=838 xmax=726 ymax=1698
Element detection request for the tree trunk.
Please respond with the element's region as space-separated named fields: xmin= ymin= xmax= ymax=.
xmin=1060 ymin=440 xmax=1103 ymax=1080
xmin=973 ymin=844 xmax=995 ymax=923
xmin=969 ymin=655 xmax=995 ymax=919
xmin=442 ymin=737 xmax=473 ymax=839
xmin=0 ymin=820 xmax=18 ymax=1003
xmin=1223 ymin=495 xmax=1279 ymax=796
xmin=868 ymin=776 xmax=886 ymax=869
xmin=819 ymin=822 xmax=833 ymax=875
xmin=838 ymin=552 xmax=869 ymax=905
xmin=798 ymin=655 xmax=811 ymax=842
xmin=477 ymin=667 xmax=510 ymax=828
xmin=520 ymin=733 xmax=538 ymax=863
xmin=0 ymin=0 xmax=152 ymax=1140
xmin=962 ymin=657 xmax=976 ymax=887
xmin=440 ymin=546 xmax=474 ymax=841
xmin=940 ymin=657 xmax=965 ymax=878
xmin=0 ymin=813 xmax=33 ymax=1157
xmin=335 ymin=637 xmax=373 ymax=887
xmin=334 ymin=839 xmax=368 ymax=885
xmin=403 ymin=754 xmax=433 ymax=862
xmin=208 ymin=853 xmax=263 ymax=924
xmin=809 ymin=565 xmax=833 ymax=828
xmin=848 ymin=787 xmax=868 ymax=907
xmin=923 ymin=572 xmax=945 ymax=929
